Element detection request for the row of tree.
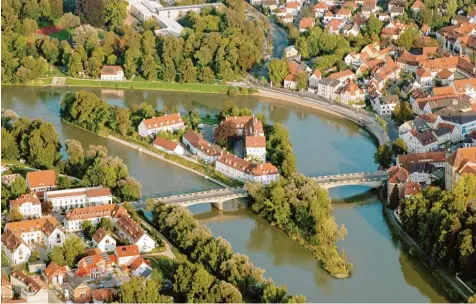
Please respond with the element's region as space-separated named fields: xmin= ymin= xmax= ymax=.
xmin=246 ymin=173 xmax=352 ymax=278
xmin=398 ymin=175 xmax=476 ymax=281
xmin=151 ymin=203 xmax=307 ymax=302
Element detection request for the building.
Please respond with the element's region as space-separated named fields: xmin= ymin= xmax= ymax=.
xmin=65 ymin=204 xmax=155 ymax=252
xmin=92 ymin=228 xmax=116 ymax=252
xmin=327 ymin=69 xmax=355 ymax=83
xmin=215 ymin=152 xmax=280 ymax=184
xmin=371 ymin=95 xmax=399 ymax=115
xmin=313 ymin=2 xmax=328 ymax=17
xmin=401 ymin=129 xmax=439 ymax=153
xmin=9 ymin=194 xmax=42 ymax=219
xmin=67 ymin=272 xmax=91 ymax=303
xmin=308 ymin=69 xmax=322 ymax=88
xmin=129 ymin=256 xmax=153 ymax=278
xmin=26 ymin=170 xmax=57 ymax=199
xmin=317 ymin=78 xmax=342 ymax=100
xmin=44 ymin=187 xmax=113 ymax=211
xmin=10 ymin=269 xmax=48 ymax=303
xmin=92 ymin=288 xmax=117 ymax=304
xmin=299 ymin=17 xmax=314 ymax=32
xmin=390 ymin=6 xmax=404 ymax=18
xmin=416 ymin=68 xmax=432 ymax=88
xmin=245 ymin=135 xmax=266 ymax=161
xmin=45 ymin=262 xmax=69 ymax=285
xmin=387 ymin=166 xmax=410 ymax=202
xmin=137 ymin=113 xmax=185 ymax=137
xmin=1 ymin=229 xmax=31 ymax=265
xmin=76 ymin=249 xmax=117 ymax=279
xmin=445 ymin=147 xmax=476 ymax=190
xmin=153 ymin=137 xmax=184 ymax=155
xmin=4 ymin=217 xmax=65 ymax=249
xmin=337 ymin=79 xmax=365 ymax=105
xmin=182 ymin=131 xmax=222 ymax=163
xmin=285 ymin=45 xmax=300 ymax=60
xmin=115 ymin=245 xmax=141 ymax=266
xmin=100 ymin=66 xmax=124 ymax=81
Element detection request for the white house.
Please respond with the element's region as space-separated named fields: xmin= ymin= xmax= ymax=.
xmin=308 ymin=69 xmax=322 ymax=88
xmin=100 ymin=66 xmax=124 ymax=81
xmin=115 ymin=245 xmax=141 ymax=266
xmin=9 ymin=194 xmax=42 ymax=219
xmin=371 ymin=95 xmax=399 ymax=115
xmin=26 ymin=169 xmax=57 ymax=199
xmin=137 ymin=113 xmax=185 ymax=137
xmin=115 ymin=213 xmax=155 ymax=253
xmin=215 ymin=152 xmax=279 ymax=184
xmin=153 ymin=137 xmax=184 ymax=155
xmin=285 ymin=45 xmax=299 ymax=59
xmin=416 ymin=68 xmax=433 ymax=88
xmin=10 ymin=270 xmax=48 ymax=303
xmin=1 ymin=230 xmax=31 ymax=265
xmin=401 ymin=129 xmax=439 ymax=153
xmin=4 ymin=217 xmax=65 ymax=249
xmin=44 ymin=187 xmax=113 ymax=211
xmin=129 ymin=256 xmax=153 ymax=278
xmin=182 ymin=131 xmax=222 ymax=163
xmin=92 ymin=228 xmax=116 ymax=253
xmin=245 ymin=136 xmax=266 ymax=161
xmin=317 ymin=79 xmax=342 ymax=100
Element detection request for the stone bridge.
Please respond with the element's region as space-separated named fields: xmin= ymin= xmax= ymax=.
xmin=134 ymin=171 xmax=388 ymax=210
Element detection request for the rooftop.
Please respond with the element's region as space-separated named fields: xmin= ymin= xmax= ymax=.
xmin=26 ymin=170 xmax=56 ymax=189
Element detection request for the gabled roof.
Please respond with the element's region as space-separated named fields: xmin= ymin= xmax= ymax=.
xmin=66 ymin=204 xmax=127 ymax=221
xmin=45 ymin=262 xmax=69 ymax=282
xmin=11 ymin=270 xmax=46 ymax=294
xmin=183 ymin=131 xmax=222 ymax=157
xmin=5 ymin=217 xmax=58 ymax=235
xmin=9 ymin=194 xmax=40 ymax=208
xmin=1 ymin=229 xmax=25 ymax=251
xmin=115 ymin=245 xmax=140 ymax=258
xmin=92 ymin=227 xmax=111 ymax=243
xmin=153 ymin=137 xmax=179 ymax=151
xmin=26 ymin=170 xmax=56 ymax=189
xmin=387 ymin=166 xmax=409 ymax=183
xmin=398 ymin=151 xmax=446 ymax=165
xmin=101 ymin=66 xmax=123 ymax=76
xmin=327 ymin=69 xmax=354 ymax=80
xmin=411 ymin=0 xmax=424 ymax=9
xmin=140 ymin=113 xmax=182 ymax=130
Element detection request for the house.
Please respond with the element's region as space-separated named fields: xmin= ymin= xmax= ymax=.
xmin=356 ymin=58 xmax=385 ymax=76
xmin=368 ymin=56 xmax=400 ymax=92
xmin=401 ymin=129 xmax=439 ymax=153
xmin=452 ymin=78 xmax=476 ymax=97
xmin=411 ymin=0 xmax=424 ymax=12
xmin=64 ymin=204 xmax=155 ymax=252
xmin=327 ymin=69 xmax=355 ymax=83
xmin=445 ymin=147 xmax=476 ymax=190
xmin=390 ymin=6 xmax=404 ymax=19
xmin=285 ymin=45 xmax=300 ymax=60
xmin=342 ymin=23 xmax=359 ymax=36
xmin=397 ymin=151 xmax=446 ymax=168
xmin=299 ymin=17 xmax=314 ymax=32
xmin=137 ymin=113 xmax=185 ymax=137
xmin=387 ymin=166 xmax=410 ymax=201
xmin=245 ymin=136 xmax=266 ymax=161
xmin=396 ymin=49 xmax=433 ymax=73
xmin=153 ymin=137 xmax=184 ymax=155
xmin=281 ymin=13 xmax=294 ymax=23
xmin=416 ymin=68 xmax=432 ymax=88
xmin=129 ymin=256 xmax=153 ymax=278
xmin=308 ymin=69 xmax=322 ymax=88
xmin=434 ymin=122 xmax=462 ymax=144
xmin=182 ymin=131 xmax=222 ymax=163
xmin=284 ymin=60 xmax=311 ymax=89
xmin=381 ymin=21 xmax=407 ymax=40
xmin=285 ymin=1 xmax=300 ymax=15
xmin=317 ymin=78 xmax=342 ymax=100
xmin=323 ymin=11 xmax=334 ymax=23
xmin=4 ymin=217 xmax=65 ymax=249
xmin=215 ymin=152 xmax=280 ymax=184
xmin=378 ymin=12 xmax=390 ymax=21
xmin=26 ymin=169 xmax=57 ymax=199
xmin=10 ymin=269 xmax=47 ymax=303
xmin=2 ymin=278 xmax=13 ymax=300
xmin=437 ymin=22 xmax=476 ymax=54
xmin=419 ymin=56 xmax=475 ymax=79
xmin=9 ymin=194 xmax=42 ymax=219
xmin=2 ymin=173 xmax=21 ymax=186
xmin=44 ymin=187 xmax=113 ymax=211
xmin=76 ymin=249 xmax=117 ymax=279
xmin=437 ymin=108 xmax=476 ymax=136
xmin=335 ymin=7 xmax=351 ymax=20
xmin=421 ymin=24 xmax=430 ymax=36
xmin=325 ymin=18 xmax=344 ymax=33
xmin=45 ymin=262 xmax=69 ymax=285
xmin=68 ymin=272 xmax=92 ymax=303
xmin=115 ymin=245 xmax=141 ymax=266
xmin=1 ymin=229 xmax=31 ymax=265
xmin=100 ymin=66 xmax=124 ymax=81
xmin=92 ymin=228 xmax=116 ymax=252
xmin=344 ymin=52 xmax=361 ymax=67
xmin=371 ymin=95 xmax=399 ymax=115
xmin=313 ymin=1 xmax=328 ymax=17
xmin=337 ymin=79 xmax=365 ymax=105
xmin=437 ymin=69 xmax=455 ymax=85
xmin=92 ymin=288 xmax=117 ymax=304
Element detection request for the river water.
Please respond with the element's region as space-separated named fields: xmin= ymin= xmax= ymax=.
xmin=1 ymin=86 xmax=449 ymax=302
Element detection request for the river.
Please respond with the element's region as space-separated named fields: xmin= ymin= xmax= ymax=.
xmin=1 ymin=86 xmax=449 ymax=302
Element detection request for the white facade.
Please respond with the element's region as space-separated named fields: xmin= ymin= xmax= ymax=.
xmin=246 ymin=146 xmax=266 ymax=162
xmin=44 ymin=228 xmax=66 ymax=249
xmin=93 ymin=235 xmax=117 ymax=253
xmin=45 ymin=187 xmax=113 ymax=211
xmin=401 ymin=132 xmax=439 ymax=153
xmin=153 ymin=142 xmax=184 ymax=155
xmin=17 ymin=202 xmax=41 ymax=219
xmin=100 ymin=71 xmax=124 ymax=81
xmin=65 ymin=216 xmax=105 ymax=232
xmin=137 ymin=117 xmax=185 ymax=137
xmin=182 ymin=135 xmax=220 ymax=163
xmin=3 ymin=243 xmax=31 ymax=265
xmin=308 ymin=74 xmax=320 ymax=87
xmin=371 ymin=97 xmax=398 ymax=115
xmin=117 ymin=231 xmax=155 ymax=253
xmin=132 ymin=262 xmax=152 ymax=277
xmin=215 ymin=161 xmax=279 ymax=185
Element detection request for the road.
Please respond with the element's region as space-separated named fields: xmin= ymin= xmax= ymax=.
xmin=313 ymin=171 xmax=389 ymax=184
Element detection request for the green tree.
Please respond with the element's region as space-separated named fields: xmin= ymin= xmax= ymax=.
xmin=110 ymin=106 xmax=132 ymax=136
xmin=1 ymin=128 xmax=20 ymax=160
xmin=63 ymin=237 xmax=86 ymax=266
xmin=21 ymin=18 xmax=38 ymax=37
xmin=49 ymin=246 xmax=65 ymax=265
xmin=396 ymin=27 xmax=419 ymax=50
xmin=179 ymin=58 xmax=197 ymax=83
xmin=29 ymin=250 xmax=40 ymax=262
xmin=145 ymin=198 xmax=155 ymax=211
xmin=296 ymin=72 xmax=308 ymax=90
xmin=68 ymin=52 xmax=83 ymax=77
xmin=76 ymin=0 xmax=104 ymax=27
xmin=41 ymin=39 xmax=59 ymax=64
xmin=117 ymin=176 xmax=142 ymax=201
xmin=82 ymin=220 xmax=94 ymax=236
xmin=392 ymin=138 xmax=408 ymax=156
xmin=262 ymin=283 xmax=288 ymax=303
xmin=41 ymin=200 xmax=54 ymax=215
xmin=366 ymin=15 xmax=383 ymax=36
xmin=50 ymin=0 xmax=63 ymax=18
xmin=7 ymin=207 xmax=23 ymax=221
xmin=389 ymin=185 xmax=400 ymax=209
xmin=392 ymin=102 xmax=413 ymax=125
xmin=98 ymin=218 xmax=113 ymax=232
xmin=374 ymin=143 xmax=393 ymax=169
xmin=9 ymin=176 xmax=27 ymax=198
xmin=103 ymin=0 xmax=128 ymax=28
xmin=268 ymin=58 xmax=288 ymax=87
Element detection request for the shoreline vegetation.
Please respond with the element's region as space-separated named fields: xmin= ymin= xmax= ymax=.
xmin=58 ymin=90 xmax=352 ymax=279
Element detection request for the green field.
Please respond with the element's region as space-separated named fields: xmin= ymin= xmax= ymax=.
xmin=200 ymin=117 xmax=220 ymax=125
xmin=65 ymin=78 xmax=237 ymax=94
xmin=49 ymin=28 xmax=75 ymax=41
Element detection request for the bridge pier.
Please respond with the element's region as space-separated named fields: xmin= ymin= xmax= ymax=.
xmin=211 ymin=201 xmax=224 ymax=211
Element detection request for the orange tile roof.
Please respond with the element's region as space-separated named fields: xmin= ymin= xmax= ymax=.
xmin=286 ymin=2 xmax=299 ymax=8
xmin=217 ymin=152 xmax=279 ymax=176
xmin=313 ymin=2 xmax=328 ymax=10
xmin=92 ymin=227 xmax=110 ymax=243
xmin=405 ymin=182 xmax=421 ymax=196
xmin=312 ymin=69 xmax=322 ymax=78
xmin=66 ymin=204 xmax=126 ymax=221
xmin=45 ymin=262 xmax=69 ymax=283
xmin=5 ymin=217 xmax=58 ymax=234
xmin=101 ymin=66 xmax=123 ymax=76
xmin=432 ymin=86 xmax=456 ymax=96
xmin=327 ymin=69 xmax=354 ymax=80
xmin=438 ymin=68 xmax=453 ymax=79
xmin=183 ymin=131 xmax=222 ymax=157
xmin=141 ymin=113 xmax=182 ymax=130
xmin=86 ymin=188 xmax=112 ymax=198
xmin=115 ymin=213 xmax=146 ymax=243
xmin=245 ymin=136 xmax=266 ymax=148
xmin=1 ymin=229 xmax=25 ymax=250
xmin=153 ymin=137 xmax=179 ymax=151
xmin=11 ymin=270 xmax=45 ymax=293
xmin=416 ymin=68 xmax=431 ymax=78
xmin=387 ymin=166 xmax=409 ymax=183
xmin=9 ymin=194 xmax=40 ymax=208
xmin=411 ymin=0 xmax=424 ymax=9
xmin=26 ymin=170 xmax=56 ymax=189
xmin=92 ymin=288 xmax=116 ymax=302
xmin=398 ymin=151 xmax=446 ymax=165
xmin=299 ymin=17 xmax=314 ymax=29
xmin=336 ymin=7 xmax=351 ymax=16
xmin=453 ymin=78 xmax=476 ymax=94
xmin=46 ymin=187 xmax=111 ymax=199
xmin=447 ymin=147 xmax=476 ymax=169
xmin=129 ymin=256 xmax=146 ymax=271
xmin=115 ymin=245 xmax=140 ymax=258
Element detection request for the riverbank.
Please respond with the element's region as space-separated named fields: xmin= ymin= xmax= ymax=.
xmin=382 ymin=203 xmax=473 ymax=302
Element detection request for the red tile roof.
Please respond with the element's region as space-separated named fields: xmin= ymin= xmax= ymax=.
xmin=5 ymin=217 xmax=58 ymax=235
xmin=66 ymin=204 xmax=127 ymax=221
xmin=115 ymin=245 xmax=140 ymax=258
xmin=9 ymin=194 xmax=40 ymax=208
xmin=141 ymin=113 xmax=183 ymax=130
xmin=387 ymin=166 xmax=409 ymax=183
xmin=153 ymin=137 xmax=179 ymax=151
xmin=100 ymin=66 xmax=123 ymax=76
xmin=26 ymin=170 xmax=56 ymax=189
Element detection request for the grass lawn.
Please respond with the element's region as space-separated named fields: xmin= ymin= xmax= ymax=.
xmin=147 ymin=256 xmax=173 ymax=272
xmin=200 ymin=117 xmax=220 ymax=125
xmin=65 ymin=78 xmax=235 ymax=94
xmin=1 ymin=251 xmax=12 ymax=267
xmin=49 ymin=28 xmax=75 ymax=41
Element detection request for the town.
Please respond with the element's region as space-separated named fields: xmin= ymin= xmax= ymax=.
xmin=1 ymin=0 xmax=476 ymax=301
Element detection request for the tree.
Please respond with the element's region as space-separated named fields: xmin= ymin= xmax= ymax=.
xmin=68 ymin=52 xmax=83 ymax=77
xmin=268 ymin=58 xmax=288 ymax=87
xmin=392 ymin=102 xmax=413 ymax=125
xmin=285 ymin=295 xmax=307 ymax=303
xmin=76 ymin=0 xmax=104 ymax=27
xmin=26 ymin=120 xmax=61 ymax=169
xmin=49 ymin=246 xmax=65 ymax=265
xmin=38 ymin=0 xmax=51 ymax=18
xmin=396 ymin=27 xmax=419 ymax=50
xmin=389 ymin=185 xmax=400 ymax=209
xmin=146 ymin=198 xmax=155 ymax=211
xmin=122 ymin=202 xmax=140 ymax=222
xmin=262 ymin=283 xmax=288 ymax=303
xmin=9 ymin=176 xmax=27 ymax=198
xmin=374 ymin=144 xmax=393 ymax=169
xmin=50 ymin=0 xmax=63 ymax=18
xmin=104 ymin=0 xmax=128 ymax=28
xmin=366 ymin=15 xmax=383 ymax=36
xmin=41 ymin=200 xmax=54 ymax=215
xmin=214 ymin=120 xmax=237 ymax=147
xmin=117 ymin=176 xmax=142 ymax=201
xmin=29 ymin=250 xmax=40 ymax=262
xmin=1 ymin=128 xmax=20 ymax=160
xmin=82 ymin=220 xmax=94 ymax=236
xmin=124 ymin=48 xmax=139 ymax=79
xmin=65 ymin=139 xmax=84 ymax=166
xmin=58 ymin=13 xmax=80 ymax=29
xmin=7 ymin=207 xmax=23 ymax=221
xmin=179 ymin=58 xmax=197 ymax=83
xmin=98 ymin=218 xmax=113 ymax=232
xmin=212 ymin=281 xmax=242 ymax=303
xmin=392 ymin=138 xmax=408 ymax=156
xmin=21 ymin=18 xmax=38 ymax=37
xmin=111 ymin=107 xmax=132 ymax=136
xmin=41 ymin=39 xmax=59 ymax=64
xmin=63 ymin=237 xmax=86 ymax=266
xmin=74 ymin=25 xmax=99 ymax=49
xmin=296 ymin=72 xmax=308 ymax=90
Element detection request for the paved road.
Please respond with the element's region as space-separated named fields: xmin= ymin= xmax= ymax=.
xmin=313 ymin=172 xmax=389 ymax=184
